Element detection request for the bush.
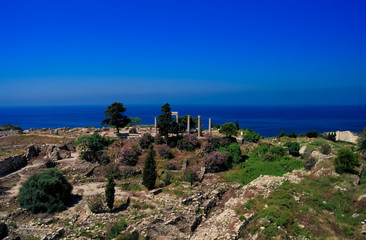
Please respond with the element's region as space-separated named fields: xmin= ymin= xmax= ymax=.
xmin=219 ymin=122 xmax=237 ymax=137
xmin=120 ymin=148 xmax=139 ymax=166
xmin=244 ymin=130 xmax=260 ymax=143
xmin=139 ymin=133 xmax=154 ymax=149
xmin=334 ymin=148 xmax=359 ymax=174
xmin=104 ymin=164 xmax=122 ymax=179
xmin=87 ymin=193 xmax=105 ymax=213
xmin=120 ymin=166 xmax=137 ymax=179
xmin=75 ymin=133 xmax=112 ymax=163
xmin=320 ymin=144 xmax=332 ymax=155
xmin=304 ymin=156 xmax=317 ymax=170
xmin=284 ymin=142 xmax=300 ymax=156
xmin=204 ymin=151 xmax=230 ymax=173
xmin=217 ymin=142 xmax=242 ymax=165
xmin=18 ymin=168 xmax=73 ymax=213
xmin=164 ymin=160 xmax=181 ymax=170
xmin=157 ymin=144 xmax=173 ymax=159
xmin=214 ymin=123 xmax=220 ymax=129
xmin=181 ymin=166 xmax=199 ymax=185
xmin=177 ymin=134 xmax=200 ymax=152
xmin=106 ymin=217 xmax=128 ymax=239
xmin=154 ymin=134 xmax=165 ymax=144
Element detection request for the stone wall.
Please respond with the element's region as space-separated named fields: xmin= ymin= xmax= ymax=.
xmin=0 ymin=155 xmax=27 ymax=176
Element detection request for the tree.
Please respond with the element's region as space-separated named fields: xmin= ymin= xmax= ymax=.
xmin=157 ymin=103 xmax=173 ymax=143
xmin=278 ymin=131 xmax=286 ymax=138
xmin=129 ymin=117 xmax=142 ymax=126
xmin=289 ymin=131 xmax=297 ymax=138
xmin=18 ymin=168 xmax=73 ymax=213
xmin=219 ymin=122 xmax=237 ymax=137
xmin=235 ymin=120 xmax=240 ymax=130
xmin=334 ymin=148 xmax=359 ymax=174
xmin=105 ymin=175 xmax=115 ymax=210
xmin=101 ymin=102 xmax=130 ymax=133
xmin=142 ymin=145 xmax=157 ymax=190
xmin=214 ymin=123 xmax=220 ymax=130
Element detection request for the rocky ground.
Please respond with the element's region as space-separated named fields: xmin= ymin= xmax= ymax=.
xmin=0 ymin=128 xmax=365 ymax=240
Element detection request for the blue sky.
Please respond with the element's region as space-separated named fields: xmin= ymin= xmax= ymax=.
xmin=1 ymin=0 xmax=365 ymax=106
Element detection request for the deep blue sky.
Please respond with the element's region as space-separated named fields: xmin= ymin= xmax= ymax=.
xmin=1 ymin=0 xmax=366 ymax=106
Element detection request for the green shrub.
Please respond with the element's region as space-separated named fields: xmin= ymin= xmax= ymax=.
xmin=306 ymin=130 xmax=318 ymax=138
xmin=284 ymin=142 xmax=300 ymax=156
xmin=217 ymin=142 xmax=242 ymax=165
xmin=320 ymin=144 xmax=332 ymax=155
xmin=244 ymin=130 xmax=260 ymax=143
xmin=106 ymin=217 xmax=128 ymax=239
xmin=278 ymin=131 xmax=286 ymax=138
xmin=75 ymin=133 xmax=112 ymax=163
xmin=219 ymin=122 xmax=237 ymax=137
xmin=334 ymin=148 xmax=359 ymax=174
xmin=18 ymin=168 xmax=73 ymax=213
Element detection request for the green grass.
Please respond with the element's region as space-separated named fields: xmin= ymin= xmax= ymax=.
xmin=120 ymin=183 xmax=142 ymax=191
xmin=223 ymin=144 xmax=303 ymax=185
xmin=239 ymin=176 xmax=366 ymax=239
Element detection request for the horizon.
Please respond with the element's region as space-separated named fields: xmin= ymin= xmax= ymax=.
xmin=1 ymin=1 xmax=366 ymax=106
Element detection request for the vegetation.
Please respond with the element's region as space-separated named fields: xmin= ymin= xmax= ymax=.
xmin=320 ymin=143 xmax=332 ymax=155
xmin=204 ymin=151 xmax=230 ymax=173
xmin=157 ymin=103 xmax=173 ymax=143
xmin=334 ymin=148 xmax=359 ymax=174
xmin=75 ymin=133 xmax=112 ymax=164
xmin=87 ymin=193 xmax=105 ymax=213
xmin=306 ymin=130 xmax=318 ymax=138
xmin=217 ymin=142 xmax=242 ymax=165
xmin=101 ymin=102 xmax=131 ymax=133
xmin=177 ymin=134 xmax=200 ymax=151
xmin=243 ymin=129 xmax=260 ymax=143
xmin=157 ymin=144 xmax=173 ymax=159
xmin=128 ymin=117 xmax=142 ymax=126
xmin=142 ymin=145 xmax=157 ymax=190
xmin=18 ymin=168 xmax=73 ymax=213
xmin=284 ymin=142 xmax=300 ymax=156
xmin=289 ymin=130 xmax=297 ymax=138
xmin=278 ymin=130 xmax=286 ymax=138
xmin=358 ymin=127 xmax=366 ymax=155
xmin=224 ymin=144 xmax=303 ymax=185
xmin=139 ymin=133 xmax=154 ymax=149
xmin=240 ymin=176 xmax=364 ymax=239
xmin=235 ymin=120 xmax=240 ymax=130
xmin=219 ymin=122 xmax=237 ymax=137
xmin=120 ymin=148 xmax=139 ymax=166
xmin=105 ymin=175 xmax=115 ymax=210
xmin=0 ymin=124 xmax=22 ymax=131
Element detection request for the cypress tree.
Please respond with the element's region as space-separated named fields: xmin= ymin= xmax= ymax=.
xmin=235 ymin=120 xmax=240 ymax=130
xmin=105 ymin=175 xmax=115 ymax=210
xmin=142 ymin=145 xmax=157 ymax=190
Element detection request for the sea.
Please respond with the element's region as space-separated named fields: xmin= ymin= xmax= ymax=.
xmin=0 ymin=105 xmax=365 ymax=137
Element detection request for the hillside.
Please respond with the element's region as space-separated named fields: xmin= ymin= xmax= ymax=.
xmin=0 ymin=127 xmax=365 ymax=240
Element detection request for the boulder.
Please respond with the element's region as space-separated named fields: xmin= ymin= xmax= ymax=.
xmin=25 ymin=145 xmax=40 ymax=160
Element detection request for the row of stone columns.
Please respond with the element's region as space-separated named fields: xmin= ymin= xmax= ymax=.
xmin=154 ymin=116 xmax=212 ymax=136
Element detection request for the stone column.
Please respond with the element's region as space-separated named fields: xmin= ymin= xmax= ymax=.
xmin=187 ymin=115 xmax=190 ymax=134
xmin=198 ymin=115 xmax=201 ymax=137
xmin=154 ymin=117 xmax=157 ymax=135
xmin=209 ymin=118 xmax=212 ymax=135
xmin=176 ymin=113 xmax=179 ymax=123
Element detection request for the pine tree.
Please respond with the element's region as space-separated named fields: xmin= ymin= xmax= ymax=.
xmin=157 ymin=103 xmax=173 ymax=144
xmin=105 ymin=175 xmax=115 ymax=210
xmin=101 ymin=102 xmax=130 ymax=133
xmin=142 ymin=145 xmax=157 ymax=190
